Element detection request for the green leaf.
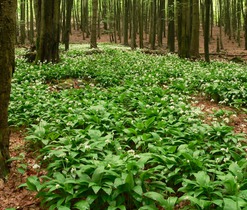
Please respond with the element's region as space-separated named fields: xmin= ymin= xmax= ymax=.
xmin=92 ymin=185 xmax=101 ymax=194
xmin=74 ymin=200 xmax=90 ymax=210
xmin=229 ymin=162 xmax=243 ymax=181
xmin=143 ymin=191 xmax=166 ymax=205
xmin=144 ymin=116 xmax=156 ymax=129
xmin=57 ymin=206 xmax=70 ymax=210
xmin=133 ymin=185 xmax=143 ymax=196
xmin=102 ymin=187 xmax=112 ymax=195
xmin=194 ymin=171 xmax=210 ymax=187
xmin=25 ymin=176 xmax=41 ymax=191
xmin=88 ymin=129 xmax=102 ymax=140
xmin=139 ymin=206 xmax=157 ymax=210
xmin=125 ymin=172 xmax=134 ymax=191
xmin=92 ymin=166 xmax=105 ymax=183
xmin=54 ymin=172 xmax=65 ymax=183
xmin=223 ymin=198 xmax=240 ymax=210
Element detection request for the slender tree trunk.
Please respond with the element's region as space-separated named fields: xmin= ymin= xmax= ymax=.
xmin=20 ymin=0 xmax=26 ymax=44
xmin=245 ymin=0 xmax=247 ymax=49
xmin=190 ymin=0 xmax=200 ymax=58
xmin=139 ymin=0 xmax=144 ymax=48
xmin=158 ymin=0 xmax=165 ymax=46
xmin=36 ymin=0 xmax=60 ymax=63
xmin=90 ymin=0 xmax=98 ymax=48
xmin=29 ymin=0 xmax=34 ymax=45
xmin=219 ymin=0 xmax=224 ymax=50
xmin=131 ymin=0 xmax=137 ymax=49
xmin=150 ymin=0 xmax=157 ymax=50
xmin=167 ymin=0 xmax=175 ymax=52
xmin=204 ymin=0 xmax=211 ymax=62
xmin=64 ymin=0 xmax=74 ymax=51
xmin=123 ymin=0 xmax=129 ymax=45
xmin=237 ymin=0 xmax=241 ymax=46
xmin=225 ymin=0 xmax=231 ymax=39
xmin=178 ymin=0 xmax=191 ymax=58
xmin=0 ymin=0 xmax=16 ymax=179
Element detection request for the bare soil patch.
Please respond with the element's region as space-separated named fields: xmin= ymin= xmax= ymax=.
xmin=191 ymin=95 xmax=247 ymax=136
xmin=0 ymin=131 xmax=43 ymax=210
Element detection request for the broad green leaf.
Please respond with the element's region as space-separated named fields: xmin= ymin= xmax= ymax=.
xmin=92 ymin=185 xmax=101 ymax=194
xmin=54 ymin=172 xmax=65 ymax=183
xmin=223 ymin=198 xmax=240 ymax=210
xmin=139 ymin=206 xmax=157 ymax=210
xmin=74 ymin=200 xmax=90 ymax=210
xmin=125 ymin=172 xmax=134 ymax=191
xmin=102 ymin=187 xmax=112 ymax=195
xmin=92 ymin=166 xmax=105 ymax=183
xmin=133 ymin=185 xmax=143 ymax=196
xmin=58 ymin=206 xmax=70 ymax=210
xmin=194 ymin=171 xmax=210 ymax=186
xmin=144 ymin=116 xmax=156 ymax=129
xmin=88 ymin=129 xmax=102 ymax=140
xmin=229 ymin=162 xmax=243 ymax=181
xmin=143 ymin=191 xmax=166 ymax=205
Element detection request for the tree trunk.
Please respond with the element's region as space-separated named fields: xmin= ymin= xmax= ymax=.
xmin=158 ymin=0 xmax=165 ymax=46
xmin=178 ymin=0 xmax=191 ymax=58
xmin=64 ymin=0 xmax=74 ymax=51
xmin=245 ymin=0 xmax=247 ymax=50
xmin=0 ymin=0 xmax=16 ymax=179
xmin=190 ymin=0 xmax=200 ymax=58
xmin=139 ymin=0 xmax=144 ymax=48
xmin=36 ymin=0 xmax=60 ymax=63
xmin=150 ymin=0 xmax=157 ymax=50
xmin=167 ymin=0 xmax=175 ymax=52
xmin=29 ymin=0 xmax=35 ymax=45
xmin=237 ymin=0 xmax=241 ymax=47
xmin=204 ymin=0 xmax=211 ymax=62
xmin=123 ymin=0 xmax=129 ymax=46
xmin=218 ymin=0 xmax=224 ymax=50
xmin=90 ymin=0 xmax=98 ymax=48
xmin=20 ymin=0 xmax=26 ymax=44
xmin=131 ymin=0 xmax=137 ymax=49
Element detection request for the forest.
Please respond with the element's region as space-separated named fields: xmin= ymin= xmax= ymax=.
xmin=0 ymin=0 xmax=247 ymax=210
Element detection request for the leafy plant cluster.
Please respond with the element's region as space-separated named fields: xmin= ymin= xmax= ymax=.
xmin=10 ymin=45 xmax=247 ymax=209
xmin=14 ymin=46 xmax=247 ymax=107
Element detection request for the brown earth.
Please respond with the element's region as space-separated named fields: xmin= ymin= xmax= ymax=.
xmin=0 ymin=131 xmax=43 ymax=210
xmin=1 ymin=28 xmax=247 ymax=210
xmin=70 ymin=26 xmax=247 ymax=62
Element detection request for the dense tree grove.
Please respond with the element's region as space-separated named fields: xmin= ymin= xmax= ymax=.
xmin=15 ymin=0 xmax=247 ymax=60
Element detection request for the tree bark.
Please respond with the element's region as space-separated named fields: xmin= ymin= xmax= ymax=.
xmin=131 ymin=0 xmax=137 ymax=49
xmin=123 ymin=0 xmax=129 ymax=46
xmin=167 ymin=0 xmax=175 ymax=52
xmin=64 ymin=0 xmax=74 ymax=51
xmin=204 ymin=0 xmax=211 ymax=62
xmin=36 ymin=0 xmax=60 ymax=63
xmin=245 ymin=0 xmax=247 ymax=50
xmin=0 ymin=0 xmax=16 ymax=179
xmin=90 ymin=0 xmax=98 ymax=48
xmin=29 ymin=0 xmax=35 ymax=45
xmin=20 ymin=0 xmax=26 ymax=44
xmin=178 ymin=0 xmax=191 ymax=58
xmin=190 ymin=0 xmax=200 ymax=58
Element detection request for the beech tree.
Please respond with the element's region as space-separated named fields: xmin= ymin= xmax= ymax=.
xmin=0 ymin=0 xmax=16 ymax=179
xmin=90 ymin=0 xmax=98 ymax=48
xmin=35 ymin=0 xmax=60 ymax=63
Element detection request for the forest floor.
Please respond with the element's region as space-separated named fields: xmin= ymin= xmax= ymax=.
xmin=1 ymin=28 xmax=247 ymax=210
xmin=70 ymin=26 xmax=247 ymax=62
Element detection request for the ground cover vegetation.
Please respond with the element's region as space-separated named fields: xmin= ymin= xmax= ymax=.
xmin=10 ymin=45 xmax=247 ymax=209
